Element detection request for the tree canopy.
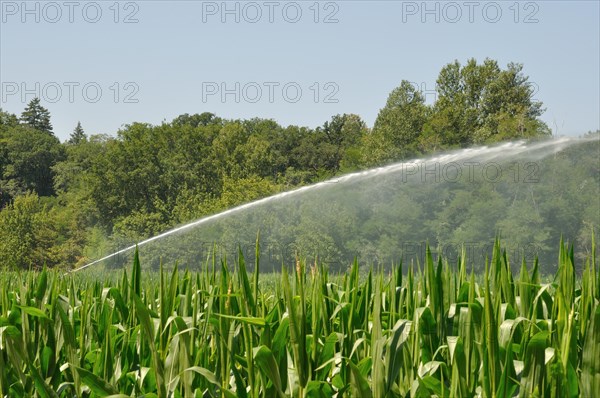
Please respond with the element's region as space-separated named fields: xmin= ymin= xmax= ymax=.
xmin=20 ymin=98 xmax=53 ymax=134
xmin=0 ymin=60 xmax=593 ymax=271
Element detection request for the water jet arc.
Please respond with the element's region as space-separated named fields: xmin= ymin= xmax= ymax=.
xmin=72 ymin=136 xmax=598 ymax=272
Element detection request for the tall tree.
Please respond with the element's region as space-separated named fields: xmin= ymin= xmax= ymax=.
xmin=1 ymin=125 xmax=64 ymax=202
xmin=20 ymin=98 xmax=53 ymax=134
xmin=427 ymin=59 xmax=550 ymax=146
xmin=0 ymin=192 xmax=60 ymax=268
xmin=367 ymin=80 xmax=428 ymax=164
xmin=0 ymin=108 xmax=18 ymax=128
xmin=319 ymin=114 xmax=367 ymax=172
xmin=68 ymin=121 xmax=87 ymax=144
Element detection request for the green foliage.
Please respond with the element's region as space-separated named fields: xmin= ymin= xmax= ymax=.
xmin=68 ymin=121 xmax=87 ymax=145
xmin=0 ymin=123 xmax=64 ymax=203
xmin=368 ymin=80 xmax=429 ymax=164
xmin=0 ymin=108 xmax=19 ymax=127
xmin=0 ymin=193 xmax=53 ymax=269
xmin=20 ymin=97 xmax=53 ymax=134
xmin=428 ymin=59 xmax=550 ymax=147
xmin=0 ymin=193 xmax=84 ymax=269
xmin=0 ymin=58 xmax=581 ymax=271
xmin=0 ymin=240 xmax=597 ymax=397
xmin=367 ymin=59 xmax=550 ymax=164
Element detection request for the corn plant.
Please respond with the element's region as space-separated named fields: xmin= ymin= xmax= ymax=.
xmin=0 ymin=237 xmax=598 ymax=397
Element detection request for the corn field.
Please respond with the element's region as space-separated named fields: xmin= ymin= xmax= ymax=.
xmin=0 ymin=238 xmax=599 ymax=398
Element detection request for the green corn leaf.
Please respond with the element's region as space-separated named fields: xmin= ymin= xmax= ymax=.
xmin=520 ymin=330 xmax=550 ymax=398
xmin=305 ymin=380 xmax=335 ymax=398
xmin=581 ymin=304 xmax=600 ymax=397
xmin=131 ymin=246 xmax=141 ymax=298
xmin=349 ymin=360 xmax=373 ymax=398
xmin=73 ymin=365 xmax=119 ymax=396
xmin=133 ymin=293 xmax=166 ymax=398
xmin=35 ymin=268 xmax=48 ymax=302
xmin=386 ymin=319 xmax=411 ymax=394
xmin=214 ymin=313 xmax=265 ymax=326
xmin=237 ymin=248 xmax=256 ymax=315
xmin=252 ymin=345 xmax=285 ymax=397
xmin=18 ymin=305 xmax=49 ymax=320
xmin=496 ymin=334 xmax=518 ymax=398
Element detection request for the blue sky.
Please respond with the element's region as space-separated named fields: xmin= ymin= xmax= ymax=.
xmin=1 ymin=0 xmax=599 ymax=141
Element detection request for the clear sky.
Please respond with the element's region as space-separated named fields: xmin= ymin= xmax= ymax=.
xmin=1 ymin=0 xmax=599 ymax=141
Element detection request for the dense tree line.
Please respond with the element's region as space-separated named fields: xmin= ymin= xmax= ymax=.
xmin=2 ymin=58 xmax=593 ymax=270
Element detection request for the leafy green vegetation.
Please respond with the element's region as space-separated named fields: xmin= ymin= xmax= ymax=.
xmin=0 ymin=239 xmax=598 ymax=397
xmin=1 ymin=58 xmax=571 ymax=270
xmin=83 ymin=137 xmax=599 ymax=273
